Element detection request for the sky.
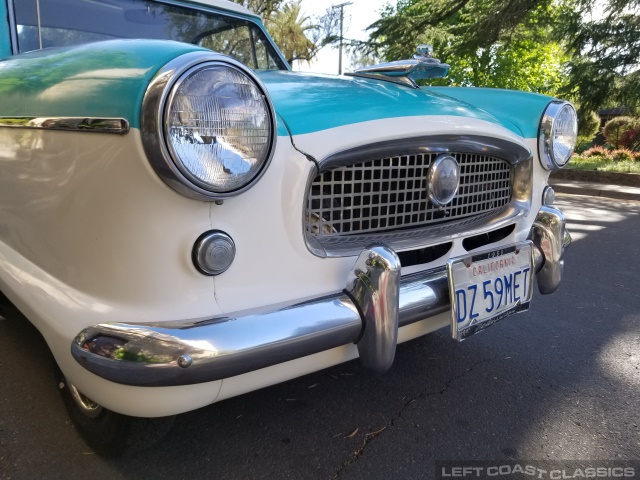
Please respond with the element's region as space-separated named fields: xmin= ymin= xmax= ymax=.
xmin=292 ymin=0 xmax=390 ymax=74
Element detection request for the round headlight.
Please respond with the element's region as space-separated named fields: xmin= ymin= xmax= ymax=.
xmin=142 ymin=53 xmax=276 ymax=200
xmin=538 ymin=101 xmax=578 ymax=170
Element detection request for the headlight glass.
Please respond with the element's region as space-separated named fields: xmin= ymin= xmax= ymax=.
xmin=165 ymin=63 xmax=273 ymax=193
xmin=539 ymin=101 xmax=578 ymax=170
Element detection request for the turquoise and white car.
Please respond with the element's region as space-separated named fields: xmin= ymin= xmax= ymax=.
xmin=0 ymin=0 xmax=574 ymax=455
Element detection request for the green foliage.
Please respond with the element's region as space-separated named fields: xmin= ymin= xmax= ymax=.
xmin=230 ymin=0 xmax=340 ymax=65
xmin=558 ymin=1 xmax=640 ymax=112
xmin=611 ymin=149 xmax=634 ymax=162
xmin=362 ymin=0 xmax=569 ymax=94
xmin=267 ymin=1 xmax=316 ymax=64
xmin=603 ymin=116 xmax=640 ymax=149
xmin=231 ymin=0 xmax=283 ymax=17
xmin=570 ymin=151 xmax=640 ymax=172
xmin=569 ymin=156 xmax=640 ymax=172
xmin=583 ymin=146 xmax=612 ymax=159
xmin=577 ymin=110 xmax=600 ymax=142
xmin=359 ymin=0 xmax=639 ymax=111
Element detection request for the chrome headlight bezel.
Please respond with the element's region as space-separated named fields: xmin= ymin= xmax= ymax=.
xmin=538 ymin=100 xmax=578 ymax=171
xmin=141 ymin=51 xmax=277 ymax=201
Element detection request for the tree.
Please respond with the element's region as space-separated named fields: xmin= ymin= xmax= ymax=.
xmin=557 ymin=0 xmax=640 ymax=112
xmin=577 ymin=110 xmax=601 ymax=144
xmin=230 ymin=0 xmax=340 ymax=65
xmin=231 ymin=0 xmax=284 ymax=17
xmin=363 ymin=0 xmax=569 ymax=94
xmin=603 ymin=116 xmax=640 ymax=149
xmin=267 ymin=1 xmax=316 ymax=64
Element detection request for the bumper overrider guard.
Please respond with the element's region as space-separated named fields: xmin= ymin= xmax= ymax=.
xmin=71 ymin=206 xmax=571 ymax=387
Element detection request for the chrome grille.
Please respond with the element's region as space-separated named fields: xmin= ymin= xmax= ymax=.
xmin=306 ymin=152 xmax=512 ymax=238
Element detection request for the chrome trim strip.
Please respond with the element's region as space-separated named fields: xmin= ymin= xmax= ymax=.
xmin=71 ymin=265 xmax=451 ymax=387
xmin=347 ymin=244 xmax=401 ymax=373
xmin=308 ymin=208 xmax=528 ymax=258
xmin=7 ymin=0 xmax=18 ymax=55
xmin=344 ymin=71 xmax=418 ymax=89
xmin=346 ymin=48 xmax=449 ymax=88
xmin=140 ymin=51 xmax=278 ymax=201
xmin=35 ymin=0 xmax=42 ymax=50
xmin=319 ymin=135 xmax=531 ymax=172
xmin=0 ymin=117 xmax=130 ymax=134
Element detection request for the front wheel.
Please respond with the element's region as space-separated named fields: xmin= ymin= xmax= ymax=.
xmin=59 ymin=377 xmax=175 ymax=457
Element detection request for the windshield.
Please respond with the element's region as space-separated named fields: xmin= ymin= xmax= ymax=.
xmin=13 ymin=0 xmax=287 ymax=70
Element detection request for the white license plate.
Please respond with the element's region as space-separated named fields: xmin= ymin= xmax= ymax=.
xmin=447 ymin=241 xmax=534 ymax=341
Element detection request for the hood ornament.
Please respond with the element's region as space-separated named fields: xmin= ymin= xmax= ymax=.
xmin=346 ymin=45 xmax=449 ymax=89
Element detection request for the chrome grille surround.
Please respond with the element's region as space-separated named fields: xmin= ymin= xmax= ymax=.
xmin=304 ymin=136 xmax=533 ymax=258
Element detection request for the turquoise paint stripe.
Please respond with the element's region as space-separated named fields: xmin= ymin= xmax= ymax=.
xmin=0 ymin=1 xmax=11 ymax=59
xmin=0 ymin=39 xmax=207 ymax=129
xmin=426 ymin=87 xmax=554 ymax=138
xmin=275 ymin=113 xmax=289 ymax=137
xmin=256 ymin=70 xmax=514 ymax=136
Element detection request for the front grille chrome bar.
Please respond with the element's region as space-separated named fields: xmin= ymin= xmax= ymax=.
xmin=304 ymin=136 xmax=532 ymax=257
xmin=307 ymin=153 xmax=511 ymax=236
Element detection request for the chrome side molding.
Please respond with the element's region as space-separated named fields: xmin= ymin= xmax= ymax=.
xmin=0 ymin=117 xmax=129 ymax=134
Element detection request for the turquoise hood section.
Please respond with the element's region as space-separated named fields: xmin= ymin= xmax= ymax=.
xmin=0 ymin=40 xmax=207 ymax=129
xmin=426 ymin=87 xmax=554 ymax=138
xmin=256 ymin=71 xmax=514 ymax=136
xmin=0 ymin=40 xmax=553 ymax=139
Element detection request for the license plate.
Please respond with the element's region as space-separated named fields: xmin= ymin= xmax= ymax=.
xmin=447 ymin=241 xmax=534 ymax=341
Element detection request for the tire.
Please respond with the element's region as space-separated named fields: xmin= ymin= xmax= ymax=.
xmin=59 ymin=376 xmax=175 ymax=457
xmin=0 ymin=290 xmax=27 ymax=322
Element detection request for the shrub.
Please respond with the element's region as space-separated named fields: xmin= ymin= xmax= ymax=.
xmin=582 ymin=146 xmax=612 ymax=159
xmin=603 ymin=116 xmax=640 ymax=149
xmin=611 ymin=149 xmax=634 ymax=162
xmin=633 ymin=152 xmax=640 ymax=162
xmin=577 ymin=110 xmax=600 ymax=145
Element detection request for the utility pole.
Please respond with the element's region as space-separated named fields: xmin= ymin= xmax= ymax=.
xmin=332 ymin=2 xmax=352 ymax=75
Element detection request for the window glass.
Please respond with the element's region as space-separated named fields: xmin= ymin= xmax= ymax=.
xmin=13 ymin=0 xmax=285 ymax=70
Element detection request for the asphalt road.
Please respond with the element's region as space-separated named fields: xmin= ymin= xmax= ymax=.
xmin=1 ymin=194 xmax=639 ymax=480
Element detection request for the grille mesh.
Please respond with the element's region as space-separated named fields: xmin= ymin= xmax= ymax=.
xmin=306 ymin=152 xmax=512 ymax=238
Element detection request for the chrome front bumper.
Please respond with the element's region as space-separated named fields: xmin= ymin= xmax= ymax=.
xmin=71 ymin=206 xmax=571 ymax=387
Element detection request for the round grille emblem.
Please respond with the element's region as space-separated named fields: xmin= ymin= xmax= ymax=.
xmin=427 ymin=154 xmax=460 ymax=207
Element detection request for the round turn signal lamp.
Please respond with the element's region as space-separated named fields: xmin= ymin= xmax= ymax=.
xmin=193 ymin=231 xmax=236 ymax=276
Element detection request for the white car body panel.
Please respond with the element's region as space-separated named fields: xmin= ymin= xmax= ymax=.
xmin=0 ymin=111 xmax=549 ymax=415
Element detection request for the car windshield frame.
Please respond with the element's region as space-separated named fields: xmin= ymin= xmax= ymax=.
xmin=9 ymin=0 xmax=289 ymax=71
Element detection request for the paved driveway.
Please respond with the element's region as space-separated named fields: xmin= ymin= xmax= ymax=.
xmin=1 ymin=194 xmax=639 ymax=480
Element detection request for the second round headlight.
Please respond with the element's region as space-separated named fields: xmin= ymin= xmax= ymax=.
xmin=539 ymin=101 xmax=578 ymax=170
xmin=164 ymin=62 xmax=274 ymax=195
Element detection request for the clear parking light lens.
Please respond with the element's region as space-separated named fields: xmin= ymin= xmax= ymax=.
xmin=166 ymin=63 xmax=273 ymax=193
xmin=542 ymin=185 xmax=556 ymax=206
xmin=539 ymin=101 xmax=578 ymax=170
xmin=193 ymin=231 xmax=236 ymax=276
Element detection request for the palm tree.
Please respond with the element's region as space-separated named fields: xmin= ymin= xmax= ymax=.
xmin=267 ymin=1 xmax=317 ymax=64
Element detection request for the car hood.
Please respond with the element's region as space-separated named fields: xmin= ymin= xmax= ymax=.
xmin=255 ymin=70 xmax=512 ymax=137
